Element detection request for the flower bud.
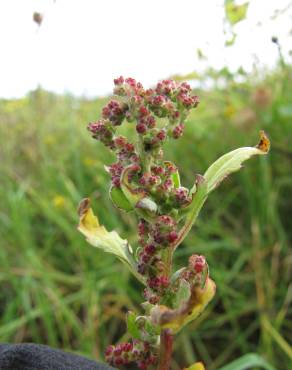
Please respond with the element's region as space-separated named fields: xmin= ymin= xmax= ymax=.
xmin=189 ymin=254 xmax=206 ymax=273
xmin=172 ymin=123 xmax=185 ymax=139
xmin=136 ymin=122 xmax=147 ymax=134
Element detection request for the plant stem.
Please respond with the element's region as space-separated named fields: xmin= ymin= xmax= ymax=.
xmin=158 ymin=329 xmax=174 ymax=370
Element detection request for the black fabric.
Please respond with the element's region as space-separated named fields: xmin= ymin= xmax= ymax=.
xmin=0 ymin=343 xmax=116 ymax=370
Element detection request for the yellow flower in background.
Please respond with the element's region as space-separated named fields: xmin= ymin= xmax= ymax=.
xmin=44 ymin=135 xmax=56 ymax=146
xmin=4 ymin=98 xmax=28 ymax=113
xmin=53 ymin=195 xmax=66 ymax=208
xmin=224 ymin=104 xmax=236 ymax=118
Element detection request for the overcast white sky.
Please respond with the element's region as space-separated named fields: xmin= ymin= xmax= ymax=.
xmin=0 ymin=0 xmax=291 ymax=98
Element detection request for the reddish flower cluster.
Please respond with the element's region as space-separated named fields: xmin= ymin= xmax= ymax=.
xmin=88 ymin=77 xmax=200 ymax=368
xmin=88 ymin=76 xmax=199 ymax=189
xmin=180 ymin=255 xmax=207 ymax=284
xmin=189 ymin=254 xmax=206 ymax=273
xmin=136 ymin=214 xmax=179 ymax=303
xmin=102 ymin=100 xmax=128 ymax=126
xmin=105 ymin=340 xmax=157 ymax=369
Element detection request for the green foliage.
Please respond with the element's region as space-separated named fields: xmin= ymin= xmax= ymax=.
xmin=127 ymin=311 xmax=142 ymax=340
xmin=218 ymin=353 xmax=276 ymax=370
xmin=225 ymin=1 xmax=249 ymax=26
xmin=174 ymin=279 xmax=191 ymax=308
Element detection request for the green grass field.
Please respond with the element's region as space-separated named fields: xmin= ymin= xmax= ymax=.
xmin=0 ymin=65 xmax=291 ymax=369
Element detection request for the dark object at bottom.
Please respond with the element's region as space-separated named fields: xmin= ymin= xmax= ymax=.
xmin=0 ymin=343 xmax=116 ymax=370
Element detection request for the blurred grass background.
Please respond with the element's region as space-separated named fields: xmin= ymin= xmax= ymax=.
xmin=0 ymin=63 xmax=291 ymax=370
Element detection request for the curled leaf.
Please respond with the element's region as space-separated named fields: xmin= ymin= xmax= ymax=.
xmin=77 ymin=198 xmax=145 ymax=284
xmin=150 ymin=278 xmax=216 ymax=334
xmin=120 ymin=165 xmax=158 ymax=221
xmin=109 ymin=186 xmax=133 ymax=212
xmin=120 ymin=165 xmax=146 ymax=206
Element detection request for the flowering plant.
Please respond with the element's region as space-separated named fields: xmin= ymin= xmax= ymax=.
xmin=78 ymin=77 xmax=270 ymax=370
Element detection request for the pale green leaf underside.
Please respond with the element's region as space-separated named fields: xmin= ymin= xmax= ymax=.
xmin=204 ymin=145 xmax=267 ymax=194
xmin=77 ymin=198 xmax=145 ymax=285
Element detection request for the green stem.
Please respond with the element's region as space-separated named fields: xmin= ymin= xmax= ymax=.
xmin=138 ymin=136 xmax=152 ymax=173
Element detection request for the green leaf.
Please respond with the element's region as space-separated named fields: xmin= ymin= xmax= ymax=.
xmin=172 ymin=171 xmax=181 ymax=188
xmin=200 ymin=263 xmax=209 ymax=289
xmin=144 ymin=318 xmax=161 ymax=337
xmin=77 ymin=198 xmax=145 ymax=285
xmin=174 ymin=131 xmax=269 ymax=249
xmin=218 ymin=353 xmax=276 ymax=370
xmin=165 ymin=161 xmax=181 ymax=188
xmin=173 ymin=175 xmax=208 ymax=249
xmin=170 ymin=267 xmax=186 ymax=285
xmin=174 ymin=279 xmax=191 ymax=308
xmin=225 ymin=1 xmax=249 ymax=26
xmin=127 ymin=311 xmax=142 ymax=340
xmin=109 ymin=186 xmax=133 ymax=212
xmin=204 ymin=131 xmax=270 ymax=194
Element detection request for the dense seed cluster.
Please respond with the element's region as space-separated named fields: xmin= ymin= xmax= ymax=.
xmin=88 ymin=77 xmax=199 ymax=190
xmin=88 ymin=77 xmax=200 ymax=369
xmin=105 ymin=340 xmax=157 ymax=369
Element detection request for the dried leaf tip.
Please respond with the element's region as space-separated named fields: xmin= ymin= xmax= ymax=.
xmin=256 ymin=130 xmax=270 ymax=153
xmin=78 ymin=198 xmax=90 ymax=217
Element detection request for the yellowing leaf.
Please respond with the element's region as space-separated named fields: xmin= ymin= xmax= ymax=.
xmin=151 ymin=278 xmax=216 ymax=334
xmin=184 ymin=362 xmax=205 ymax=370
xmin=77 ymin=198 xmax=145 ymax=284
